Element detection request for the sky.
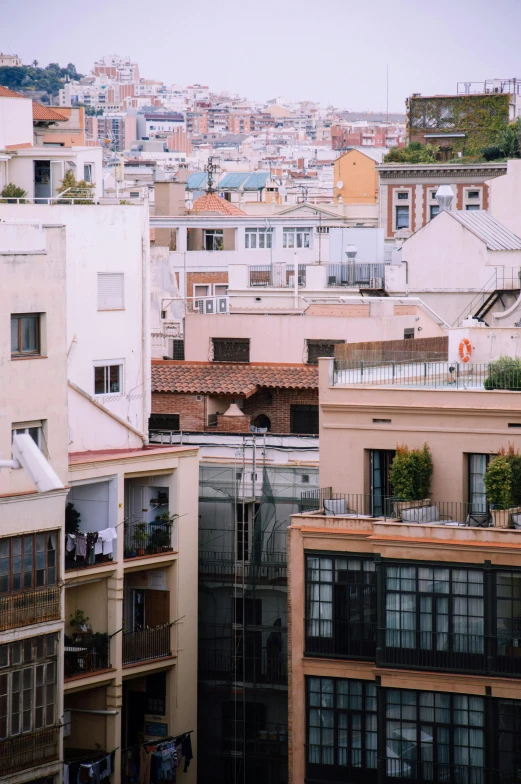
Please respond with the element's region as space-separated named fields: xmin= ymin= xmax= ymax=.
xmin=2 ymin=0 xmax=521 ymax=112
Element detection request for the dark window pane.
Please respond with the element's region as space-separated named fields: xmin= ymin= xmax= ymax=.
xmin=11 ymin=318 xmax=19 ymax=353
xmin=94 ymin=366 xmax=105 ymax=394
xmin=21 ymin=317 xmax=38 ymax=352
xmin=109 ymin=365 xmax=120 ymax=392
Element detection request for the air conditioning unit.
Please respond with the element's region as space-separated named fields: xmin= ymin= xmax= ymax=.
xmin=194 ymin=299 xmax=204 ymax=314
xmin=218 ymin=297 xmax=228 ymax=313
xmin=370 ymin=277 xmax=383 ymax=289
xmin=205 ymin=299 xmax=215 ymax=314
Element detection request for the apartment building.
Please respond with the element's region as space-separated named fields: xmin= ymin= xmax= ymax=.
xmin=1 ymin=202 xmax=200 ymax=782
xmin=0 ymin=221 xmax=69 ymax=784
xmin=289 ymin=348 xmax=521 ymax=784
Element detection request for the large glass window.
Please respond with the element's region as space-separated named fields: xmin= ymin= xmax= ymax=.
xmin=245 ymin=228 xmax=273 ymax=249
xmin=306 ymin=555 xmax=376 ymax=658
xmin=496 ymin=571 xmax=521 ymax=658
xmin=283 ymin=227 xmax=312 ymax=249
xmin=385 ymin=689 xmax=484 ymax=781
xmin=11 ymin=314 xmax=41 ymax=357
xmin=385 ymin=565 xmax=484 ymax=656
xmin=469 ymin=454 xmax=489 ymax=513
xmin=307 ymin=677 xmax=377 ymax=770
xmin=0 ymin=634 xmax=58 ymax=740
xmin=0 ymin=533 xmax=57 ymax=595
xmin=395 ymin=206 xmax=410 ymax=230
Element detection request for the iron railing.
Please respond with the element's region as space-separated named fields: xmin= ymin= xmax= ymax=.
xmin=0 ymin=726 xmax=61 ymax=775
xmin=451 ymin=267 xmax=521 ymax=327
xmin=248 ymin=264 xmax=306 ymax=288
xmin=198 ymin=549 xmax=287 ymax=584
xmin=380 ymin=630 xmax=486 ymax=673
xmin=0 ymin=585 xmax=61 ymax=631
xmin=326 ymin=262 xmax=385 ymax=288
xmin=124 ymin=521 xmax=173 ymax=559
xmin=305 ymin=619 xmax=377 ymax=659
xmin=332 ymin=359 xmax=521 ymax=390
xmin=300 ymin=488 xmax=375 ymax=516
xmin=199 ymin=647 xmax=286 ymax=684
xmin=122 ymin=625 xmax=172 ymax=664
xmin=64 ymin=634 xmax=111 ymax=678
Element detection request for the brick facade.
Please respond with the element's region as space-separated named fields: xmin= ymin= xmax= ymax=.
xmin=187 ymin=271 xmax=228 ymax=299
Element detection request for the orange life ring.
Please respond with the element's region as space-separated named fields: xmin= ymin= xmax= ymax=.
xmin=459 ymin=338 xmax=472 ymax=363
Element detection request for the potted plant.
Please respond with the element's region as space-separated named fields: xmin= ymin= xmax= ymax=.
xmin=389 ymin=444 xmax=433 ymax=516
xmin=150 ymin=491 xmax=168 ymax=508
xmin=0 ymin=183 xmax=27 ymax=203
xmin=484 ymin=445 xmax=521 ymax=527
xmin=70 ymin=609 xmax=91 ymax=638
xmin=131 ymin=523 xmax=148 ymax=556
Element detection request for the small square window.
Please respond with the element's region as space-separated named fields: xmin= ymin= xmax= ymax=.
xmin=397 ymin=192 xmax=409 ymax=200
xmin=467 ymin=190 xmax=480 ymax=199
xmin=430 ymin=204 xmax=440 ymax=219
xmin=94 ymin=364 xmax=122 ymax=395
xmin=11 ymin=314 xmax=41 ymax=357
xmin=12 ymin=423 xmax=43 ymax=450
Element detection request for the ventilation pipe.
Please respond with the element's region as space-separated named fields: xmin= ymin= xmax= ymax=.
xmin=435 ymin=185 xmax=455 ymax=211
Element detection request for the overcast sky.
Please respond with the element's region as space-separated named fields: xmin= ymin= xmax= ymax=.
xmin=3 ymin=0 xmax=521 ymax=111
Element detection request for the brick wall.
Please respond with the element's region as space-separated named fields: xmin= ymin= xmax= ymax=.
xmin=242 ymin=387 xmax=319 ymax=434
xmin=152 ymin=392 xmax=206 ymax=431
xmin=187 ymin=271 xmax=228 ymax=299
xmin=215 ymin=413 xmax=251 ymax=432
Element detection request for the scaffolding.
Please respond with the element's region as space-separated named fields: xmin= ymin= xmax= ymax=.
xmin=197 ymin=436 xmax=318 ymax=784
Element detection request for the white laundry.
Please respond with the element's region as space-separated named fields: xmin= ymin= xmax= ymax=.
xmin=97 ymin=527 xmax=117 ymax=556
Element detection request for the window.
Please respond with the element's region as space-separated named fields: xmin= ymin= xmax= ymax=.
xmin=0 ymin=533 xmax=57 ymax=595
xmin=203 ymin=229 xmax=223 ymax=251
xmin=283 ymin=227 xmax=312 ymax=249
xmin=306 ymin=555 xmax=377 ymax=658
xmin=194 ymin=284 xmax=210 ymax=297
xmin=403 ymin=328 xmax=415 ymax=340
xmin=148 ymin=414 xmax=180 ymax=432
xmin=495 ymin=571 xmax=521 ymax=659
xmin=83 ymin=164 xmax=93 ymax=183
xmin=12 ymin=422 xmax=44 ymax=450
xmin=97 ymin=273 xmax=124 ymax=310
xmin=245 ymin=228 xmax=273 ymax=249
xmin=385 ymin=689 xmax=484 ymax=781
xmin=172 ymin=339 xmax=185 ymax=360
xmin=306 ymin=340 xmax=345 ymax=365
xmin=467 ymin=190 xmax=480 ymax=199
xmin=214 ymin=284 xmax=228 ymax=297
xmin=94 ymin=364 xmax=122 ymax=394
xmin=395 ymin=206 xmax=409 ymax=230
xmin=11 ymin=314 xmax=40 ymax=357
xmin=466 ymin=204 xmax=480 ymax=211
xmin=397 ymin=192 xmax=409 ymax=200
xmin=0 ymin=634 xmax=58 ymax=740
xmin=212 ymin=338 xmax=250 ymax=363
xmin=307 ymin=677 xmax=377 ymax=771
xmin=384 ymin=564 xmax=484 ymax=658
xmin=291 ymin=404 xmax=319 ymax=435
xmin=430 ymin=204 xmax=440 ymax=219
xmin=468 ymin=454 xmax=490 ymax=512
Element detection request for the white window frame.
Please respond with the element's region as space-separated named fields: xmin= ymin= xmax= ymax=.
xmin=83 ymin=164 xmax=93 ymax=183
xmin=97 ymin=272 xmax=125 ymax=311
xmin=283 ymin=227 xmax=312 ymax=249
xmin=463 ymin=187 xmax=483 ymax=210
xmin=245 ymin=228 xmax=273 ymax=249
xmin=93 ymin=361 xmax=124 ymax=396
xmin=11 ymin=421 xmax=44 ymax=451
xmin=193 ymin=284 xmax=211 ymax=297
xmin=393 ymin=189 xmax=412 ymax=231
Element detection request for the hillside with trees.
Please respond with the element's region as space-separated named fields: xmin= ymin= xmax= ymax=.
xmin=0 ymin=61 xmax=83 ymax=104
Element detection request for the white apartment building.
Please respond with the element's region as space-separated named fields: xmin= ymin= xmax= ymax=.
xmin=0 ymin=221 xmax=69 ymax=784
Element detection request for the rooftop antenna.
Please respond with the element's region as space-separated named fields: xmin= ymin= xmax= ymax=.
xmin=205 ymin=155 xmax=218 ymax=193
xmin=386 ymin=64 xmax=389 ymax=124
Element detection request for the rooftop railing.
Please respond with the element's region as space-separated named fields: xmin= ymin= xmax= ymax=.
xmin=248 ymin=263 xmax=306 ymax=288
xmin=326 ymin=262 xmax=385 ymax=288
xmin=332 ymin=359 xmax=521 ymax=390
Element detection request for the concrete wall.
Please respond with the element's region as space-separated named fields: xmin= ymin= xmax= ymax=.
xmin=329 ymin=226 xmax=384 ymax=263
xmin=333 ymin=149 xmax=378 ymax=204
xmin=0 ymin=94 xmax=32 ymax=149
xmin=488 ymin=159 xmax=521 ymax=237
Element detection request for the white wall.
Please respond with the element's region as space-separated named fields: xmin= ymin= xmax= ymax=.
xmin=488 ymin=160 xmax=521 ymax=237
xmin=449 ymin=326 xmax=521 ymax=364
xmin=0 ymin=95 xmax=33 ymax=150
xmin=329 ymin=227 xmax=385 ymax=263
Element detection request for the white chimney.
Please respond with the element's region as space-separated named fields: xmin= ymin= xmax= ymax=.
xmin=223 ymin=402 xmax=244 ymax=417
xmin=435 ymin=185 xmax=455 ymax=211
xmin=345 ymin=245 xmax=357 ymax=260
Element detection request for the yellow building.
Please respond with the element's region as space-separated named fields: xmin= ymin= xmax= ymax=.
xmin=333 ymin=148 xmax=378 ymax=204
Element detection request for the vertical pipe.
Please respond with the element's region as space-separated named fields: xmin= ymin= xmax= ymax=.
xmin=294 ymin=251 xmax=299 ymax=309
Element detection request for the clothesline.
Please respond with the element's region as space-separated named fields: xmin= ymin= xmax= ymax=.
xmin=122 ymin=730 xmax=193 ymax=754
xmin=64 ymin=747 xmax=118 ymax=765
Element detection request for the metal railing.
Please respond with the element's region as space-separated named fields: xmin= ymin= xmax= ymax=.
xmin=199 ymin=647 xmax=286 ymax=685
xmin=124 ymin=521 xmax=173 ymax=559
xmin=198 ymin=549 xmax=287 ymax=584
xmin=380 ymin=630 xmax=485 ymax=673
xmin=64 ymin=634 xmax=111 ymax=678
xmin=248 ymin=263 xmax=306 ymax=288
xmin=326 ymin=262 xmax=385 ymax=288
xmin=305 ymin=619 xmax=377 ymax=659
xmin=452 ymin=268 xmax=521 ymax=327
xmin=0 ymin=726 xmax=61 ymax=775
xmin=122 ymin=625 xmax=171 ymax=664
xmin=300 ymin=489 xmax=375 ymax=516
xmin=332 ymin=359 xmax=521 ymax=390
xmin=0 ymin=585 xmax=61 ymax=631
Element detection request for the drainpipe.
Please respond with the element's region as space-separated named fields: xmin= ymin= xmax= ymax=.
xmin=402 ymin=260 xmax=409 ymax=296
xmin=142 ymin=198 xmax=151 ymax=442
xmin=294 ymin=251 xmax=299 ymax=309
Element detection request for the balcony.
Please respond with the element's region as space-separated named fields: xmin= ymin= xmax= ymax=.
xmin=0 ymin=726 xmax=61 ymax=776
xmin=0 ymin=585 xmax=61 ymax=631
xmin=326 ymin=262 xmax=385 ymax=289
xmin=122 ymin=625 xmax=172 ymax=664
xmin=305 ymin=619 xmax=377 ymax=659
xmin=124 ymin=521 xmax=173 ymax=559
xmin=199 ymin=647 xmax=286 ymax=685
xmin=64 ymin=634 xmax=111 ymax=679
xmin=248 ymin=263 xmax=306 ymax=288
xmin=199 ymin=549 xmax=287 ymax=585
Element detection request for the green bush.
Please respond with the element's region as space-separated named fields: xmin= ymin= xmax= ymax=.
xmin=484 ymin=445 xmax=521 ymax=510
xmin=384 ymin=142 xmax=440 ymax=164
xmin=482 ymin=145 xmax=504 ymax=161
xmin=389 ymin=444 xmax=433 ymax=501
xmin=0 ymin=183 xmax=27 ymax=203
xmin=57 ymin=169 xmax=95 ymax=204
xmin=484 ymin=356 xmax=521 ymax=390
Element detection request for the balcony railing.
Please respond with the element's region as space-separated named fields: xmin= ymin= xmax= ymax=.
xmin=380 ymin=630 xmax=486 ymax=673
xmin=122 ymin=625 xmax=171 ymax=664
xmin=0 ymin=726 xmax=61 ymax=775
xmin=124 ymin=521 xmax=173 ymax=559
xmin=248 ymin=263 xmax=306 ymax=288
xmin=198 ymin=549 xmax=287 ymax=584
xmin=199 ymin=647 xmax=286 ymax=685
xmin=326 ymin=262 xmax=385 ymax=288
xmin=332 ymin=358 xmax=521 ymax=390
xmin=64 ymin=634 xmax=111 ymax=678
xmin=0 ymin=585 xmax=61 ymax=631
xmin=305 ymin=619 xmax=377 ymax=659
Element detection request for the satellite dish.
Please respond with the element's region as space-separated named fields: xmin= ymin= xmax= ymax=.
xmin=336 ymin=180 xmax=344 ymax=189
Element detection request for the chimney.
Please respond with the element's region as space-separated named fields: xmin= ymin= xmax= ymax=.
xmin=435 ymin=185 xmax=455 ymax=211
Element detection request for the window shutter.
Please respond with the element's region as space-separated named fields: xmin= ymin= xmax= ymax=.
xmin=97 ymin=273 xmax=124 ymax=310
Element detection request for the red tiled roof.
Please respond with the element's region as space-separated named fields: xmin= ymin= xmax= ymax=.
xmin=0 ymin=85 xmax=24 ymax=98
xmin=191 ymin=192 xmax=246 ymax=216
xmin=152 ymin=361 xmax=318 ymax=396
xmin=32 ymin=103 xmax=67 ymax=121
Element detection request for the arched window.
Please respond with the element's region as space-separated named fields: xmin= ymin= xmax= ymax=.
xmin=254 ymin=414 xmax=271 ymax=431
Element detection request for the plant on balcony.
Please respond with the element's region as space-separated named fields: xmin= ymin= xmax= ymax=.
xmin=70 ymin=608 xmax=91 ymax=635
xmin=131 ymin=523 xmax=148 ymax=555
xmin=389 ymin=444 xmax=433 ymax=505
xmin=484 ymin=356 xmax=521 ymax=391
xmin=57 ymin=169 xmax=95 ymax=204
xmin=484 ymin=445 xmax=521 ymax=527
xmin=0 ymin=183 xmax=27 ymax=203
xmin=65 ymin=502 xmax=81 ymax=534
xmin=150 ymin=491 xmax=168 ymax=508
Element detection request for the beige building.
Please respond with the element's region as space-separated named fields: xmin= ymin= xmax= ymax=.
xmin=288 ymin=351 xmax=521 ymax=784
xmin=0 ymin=221 xmax=69 ymax=784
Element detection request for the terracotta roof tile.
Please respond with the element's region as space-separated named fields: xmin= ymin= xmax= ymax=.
xmin=0 ymin=86 xmax=24 ymax=98
xmin=191 ymin=192 xmax=246 ymax=216
xmin=32 ymin=103 xmax=67 ymax=121
xmin=151 ymin=361 xmax=318 ymax=396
